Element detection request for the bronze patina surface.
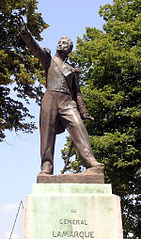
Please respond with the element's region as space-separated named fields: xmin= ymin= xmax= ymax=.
xmin=18 ymin=17 xmax=104 ymax=178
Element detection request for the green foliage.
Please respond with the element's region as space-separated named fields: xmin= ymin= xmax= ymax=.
xmin=0 ymin=0 xmax=48 ymax=141
xmin=62 ymin=0 xmax=141 ymax=238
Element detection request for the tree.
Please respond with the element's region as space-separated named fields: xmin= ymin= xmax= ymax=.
xmin=0 ymin=0 xmax=48 ymax=141
xmin=62 ymin=0 xmax=141 ymax=238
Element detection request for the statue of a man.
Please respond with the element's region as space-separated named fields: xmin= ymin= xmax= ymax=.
xmin=18 ymin=17 xmax=103 ymax=175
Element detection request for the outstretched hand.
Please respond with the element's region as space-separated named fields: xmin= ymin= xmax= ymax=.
xmin=16 ymin=16 xmax=27 ymax=34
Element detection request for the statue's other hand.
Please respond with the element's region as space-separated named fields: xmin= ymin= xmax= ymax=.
xmin=86 ymin=115 xmax=95 ymax=122
xmin=74 ymin=67 xmax=81 ymax=73
xmin=16 ymin=16 xmax=27 ymax=34
xmin=82 ymin=113 xmax=95 ymax=122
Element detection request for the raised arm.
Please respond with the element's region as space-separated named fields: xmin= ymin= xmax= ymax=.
xmin=17 ymin=16 xmax=51 ymax=68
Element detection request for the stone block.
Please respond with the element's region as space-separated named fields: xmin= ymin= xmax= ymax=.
xmin=23 ymin=183 xmax=123 ymax=239
xmin=37 ymin=166 xmax=105 ymax=184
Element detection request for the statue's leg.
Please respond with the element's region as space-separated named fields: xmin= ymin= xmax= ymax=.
xmin=60 ymin=104 xmax=101 ymax=168
xmin=40 ymin=91 xmax=57 ymax=174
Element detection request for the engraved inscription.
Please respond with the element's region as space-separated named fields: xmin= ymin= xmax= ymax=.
xmin=52 ymin=209 xmax=95 ymax=238
xmin=71 ymin=209 xmax=77 ymax=213
xmin=59 ymin=219 xmax=88 ymax=225
xmin=52 ymin=231 xmax=94 ymax=238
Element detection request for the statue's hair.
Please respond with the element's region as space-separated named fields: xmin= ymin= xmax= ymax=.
xmin=59 ymin=36 xmax=73 ymax=51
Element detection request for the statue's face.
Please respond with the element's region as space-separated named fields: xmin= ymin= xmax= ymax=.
xmin=56 ymin=37 xmax=72 ymax=55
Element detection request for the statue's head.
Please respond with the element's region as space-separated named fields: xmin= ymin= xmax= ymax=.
xmin=56 ymin=36 xmax=73 ymax=55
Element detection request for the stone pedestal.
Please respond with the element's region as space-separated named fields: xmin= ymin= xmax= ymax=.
xmin=37 ymin=166 xmax=105 ymax=184
xmin=23 ymin=183 xmax=123 ymax=239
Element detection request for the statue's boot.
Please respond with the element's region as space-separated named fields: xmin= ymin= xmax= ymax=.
xmin=40 ymin=161 xmax=53 ymax=175
xmin=87 ymin=161 xmax=104 ymax=167
xmin=80 ymin=147 xmax=104 ymax=168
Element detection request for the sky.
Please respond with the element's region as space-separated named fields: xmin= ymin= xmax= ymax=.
xmin=0 ymin=0 xmax=113 ymax=238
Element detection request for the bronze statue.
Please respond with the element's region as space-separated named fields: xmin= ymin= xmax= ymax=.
xmin=17 ymin=17 xmax=103 ymax=175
